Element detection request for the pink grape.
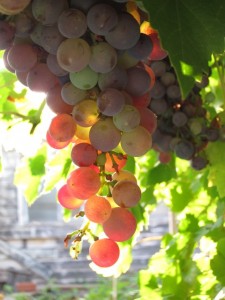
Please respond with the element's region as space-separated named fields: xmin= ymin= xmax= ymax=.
xmin=89 ymin=238 xmax=120 ymax=268
xmin=57 ymin=184 xmax=84 ymax=209
xmin=112 ymin=180 xmax=141 ymax=208
xmin=67 ymin=167 xmax=101 ymax=200
xmin=84 ymin=195 xmax=112 ymax=224
xmin=103 ymin=207 xmax=137 ymax=242
xmin=71 ymin=143 xmax=97 ymax=166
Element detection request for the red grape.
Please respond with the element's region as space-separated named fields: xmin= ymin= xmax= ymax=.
xmin=84 ymin=195 xmax=112 ymax=223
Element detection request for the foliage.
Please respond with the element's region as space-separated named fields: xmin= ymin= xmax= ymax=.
xmin=1 ymin=1 xmax=225 ymax=300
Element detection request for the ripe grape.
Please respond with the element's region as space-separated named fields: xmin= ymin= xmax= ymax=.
xmin=174 ymin=140 xmax=195 ymax=160
xmin=148 ymin=31 xmax=168 ymax=61
xmin=47 ymin=54 xmax=68 ymax=77
xmin=41 ymin=24 xmax=65 ymax=55
xmin=0 ymin=0 xmax=31 ymax=15
xmin=97 ymin=88 xmax=125 ymax=117
xmin=105 ymin=13 xmax=140 ymax=50
xmin=191 ymin=156 xmax=208 ymax=170
xmin=75 ymin=124 xmax=90 ymax=140
xmin=125 ymin=66 xmax=151 ymax=97
xmin=70 ymin=0 xmax=99 ymax=12
xmin=149 ymin=98 xmax=168 ymax=115
xmin=72 ymin=99 xmax=99 ymax=127
xmin=172 ymin=111 xmax=188 ymax=127
xmin=70 ymin=66 xmax=98 ymax=90
xmin=14 ymin=10 xmax=35 ymax=38
xmin=87 ymin=3 xmax=118 ymax=36
xmin=61 ymin=82 xmax=87 ymax=105
xmin=71 ymin=143 xmax=97 ymax=166
xmin=121 ymin=125 xmax=152 ymax=156
xmin=84 ymin=195 xmax=112 ymax=223
xmin=7 ymin=43 xmax=38 ymax=72
xmin=46 ymin=130 xmax=71 ymax=149
xmin=58 ymin=8 xmax=87 ymax=38
xmin=30 ymin=23 xmax=44 ymax=46
xmin=57 ymin=184 xmax=83 ymax=209
xmin=150 ymin=80 xmax=166 ymax=99
xmin=113 ymin=105 xmax=140 ymax=132
xmin=46 ymin=84 xmax=74 ymax=114
xmin=67 ymin=167 xmax=101 ymax=200
xmin=98 ymin=65 xmax=128 ymax=91
xmin=57 ymin=38 xmax=91 ymax=72
xmin=0 ymin=20 xmax=15 ymax=49
xmin=32 ymin=0 xmax=67 ymax=26
xmin=89 ymin=42 xmax=117 ymax=74
xmin=27 ymin=63 xmax=59 ymax=93
xmin=137 ymin=107 xmax=157 ymax=134
xmin=48 ymin=113 xmax=77 ymax=142
xmin=103 ymin=207 xmax=137 ymax=242
xmin=89 ymin=238 xmax=120 ymax=268
xmin=127 ymin=33 xmax=153 ymax=60
xmin=112 ymin=180 xmax=141 ymax=208
xmin=89 ymin=118 xmax=121 ymax=152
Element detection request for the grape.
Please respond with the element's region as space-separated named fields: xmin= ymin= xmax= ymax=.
xmin=204 ymin=127 xmax=220 ymax=141
xmin=112 ymin=170 xmax=137 ymax=183
xmin=121 ymin=90 xmax=133 ymax=105
xmin=172 ymin=111 xmax=188 ymax=127
xmin=46 ymin=130 xmax=71 ymax=149
xmin=158 ymin=151 xmax=172 ymax=164
xmin=30 ymin=23 xmax=44 ymax=47
xmin=14 ymin=10 xmax=34 ymax=38
xmin=3 ymin=48 xmax=15 ymax=73
xmin=127 ymin=33 xmax=153 ymax=60
xmin=58 ymin=9 xmax=87 ymax=38
xmin=57 ymin=184 xmax=83 ymax=209
xmin=15 ymin=70 xmax=29 ymax=86
xmin=132 ymin=92 xmax=151 ymax=108
xmin=121 ymin=125 xmax=152 ymax=157
xmin=47 ymin=54 xmax=68 ymax=77
xmin=105 ymin=13 xmax=140 ymax=50
xmin=27 ymin=63 xmax=59 ymax=93
xmin=188 ymin=118 xmax=204 ymax=135
xmin=150 ymin=61 xmax=167 ymax=77
xmin=137 ymin=107 xmax=157 ymax=134
xmin=7 ymin=43 xmax=38 ymax=72
xmin=70 ymin=0 xmax=100 ymax=13
xmin=75 ymin=124 xmax=90 ymax=141
xmin=117 ymin=50 xmax=139 ymax=69
xmin=89 ymin=118 xmax=121 ymax=152
xmin=67 ymin=167 xmax=101 ymax=200
xmin=61 ymin=82 xmax=87 ymax=105
xmin=174 ymin=140 xmax=195 ymax=160
xmin=46 ymin=84 xmax=74 ymax=114
xmin=97 ymin=88 xmax=125 ymax=116
xmin=41 ymin=24 xmax=65 ymax=55
xmin=103 ymin=207 xmax=137 ymax=242
xmin=150 ymin=80 xmax=166 ymax=99
xmin=57 ymin=38 xmax=91 ymax=72
xmin=89 ymin=42 xmax=117 ymax=74
xmin=167 ymin=84 xmax=181 ymax=99
xmin=112 ymin=180 xmax=141 ymax=208
xmin=148 ymin=31 xmax=168 ymax=61
xmin=87 ymin=3 xmax=118 ymax=36
xmin=125 ymin=66 xmax=151 ymax=97
xmin=152 ymin=129 xmax=173 ymax=153
xmin=98 ymin=65 xmax=128 ymax=91
xmin=150 ymin=99 xmax=168 ymax=116
xmin=113 ymin=104 xmax=140 ymax=132
xmin=32 ymin=0 xmax=67 ymax=26
xmin=0 ymin=0 xmax=31 ymax=15
xmin=89 ymin=238 xmax=120 ymax=268
xmin=84 ymin=195 xmax=112 ymax=224
xmin=161 ymin=71 xmax=176 ymax=86
xmin=72 ymin=99 xmax=99 ymax=127
xmin=70 ymin=66 xmax=98 ymax=90
xmin=48 ymin=113 xmax=77 ymax=143
xmin=71 ymin=143 xmax=97 ymax=166
xmin=191 ymin=156 xmax=208 ymax=170
xmin=105 ymin=153 xmax=127 ymax=173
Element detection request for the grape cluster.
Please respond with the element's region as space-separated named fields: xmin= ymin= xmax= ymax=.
xmin=148 ymin=56 xmax=221 ymax=170
xmin=0 ymin=0 xmax=160 ymax=268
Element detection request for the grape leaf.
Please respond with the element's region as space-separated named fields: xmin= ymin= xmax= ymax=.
xmin=141 ymin=0 xmax=225 ymax=97
xmin=205 ymin=142 xmax=225 ymax=198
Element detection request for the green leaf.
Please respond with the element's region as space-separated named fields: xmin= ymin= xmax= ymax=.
xmin=147 ymin=162 xmax=176 ymax=185
xmin=206 ymin=142 xmax=225 ymax=198
xmin=141 ymin=0 xmax=225 ymax=97
xmin=14 ymin=145 xmax=47 ymax=205
xmin=210 ymin=254 xmax=225 ymax=285
xmin=217 ymin=238 xmax=225 ymax=258
xmin=170 ymin=182 xmax=194 ymax=212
